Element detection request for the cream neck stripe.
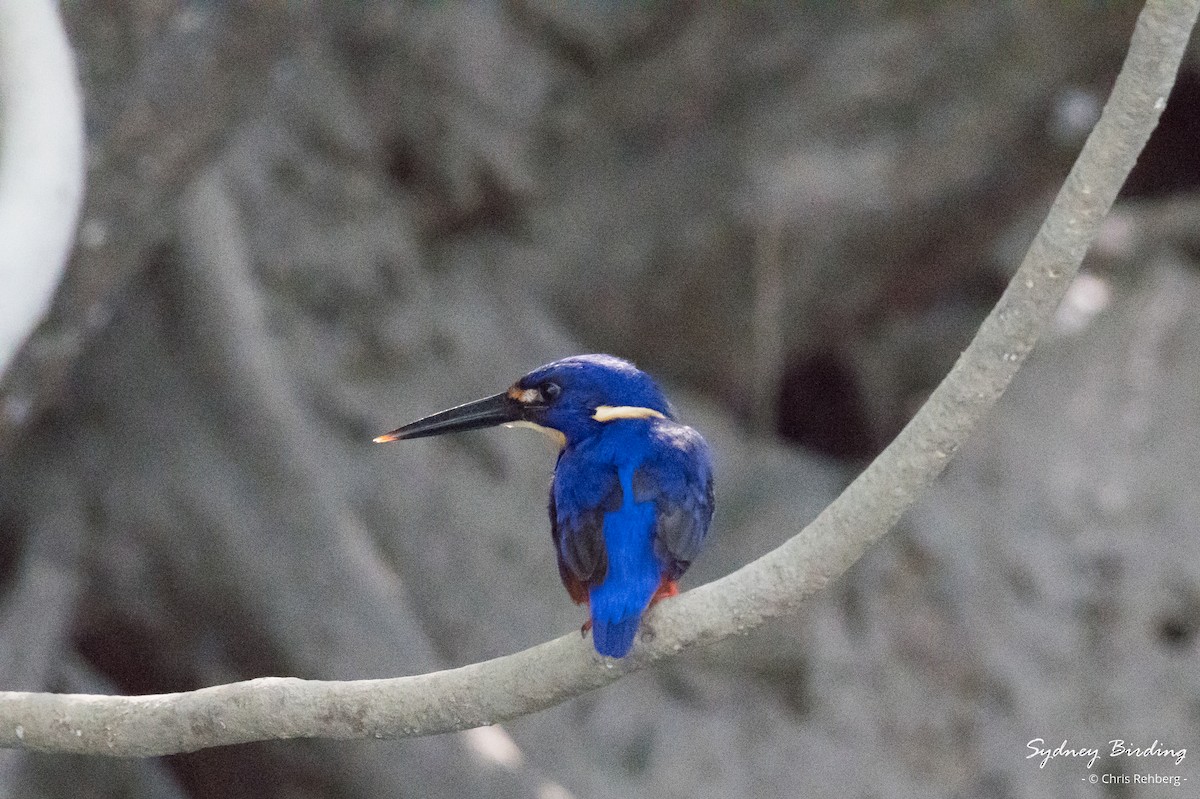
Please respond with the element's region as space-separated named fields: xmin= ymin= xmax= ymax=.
xmin=591 ymin=405 xmax=666 ymax=422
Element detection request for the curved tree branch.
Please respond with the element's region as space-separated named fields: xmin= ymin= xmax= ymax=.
xmin=0 ymin=0 xmax=1195 ymax=758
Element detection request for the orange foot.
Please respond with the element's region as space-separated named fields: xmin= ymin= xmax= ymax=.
xmin=580 ymin=618 xmax=592 ymax=637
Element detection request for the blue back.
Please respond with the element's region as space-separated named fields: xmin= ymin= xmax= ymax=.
xmin=535 ymin=356 xmax=714 ymax=658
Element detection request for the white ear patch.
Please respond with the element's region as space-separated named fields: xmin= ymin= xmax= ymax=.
xmin=591 ymin=405 xmax=666 ymax=423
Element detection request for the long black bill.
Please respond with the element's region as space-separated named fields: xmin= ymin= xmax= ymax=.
xmin=373 ymin=392 xmax=525 ymax=443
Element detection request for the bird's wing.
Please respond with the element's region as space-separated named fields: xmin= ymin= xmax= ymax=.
xmin=550 ymin=459 xmax=621 ymax=602
xmin=632 ymin=423 xmax=715 ymax=580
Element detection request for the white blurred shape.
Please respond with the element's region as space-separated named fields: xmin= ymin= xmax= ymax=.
xmin=79 ymin=218 xmax=108 ymax=250
xmin=0 ymin=0 xmax=85 ymax=378
xmin=1050 ymin=88 xmax=1102 ymax=144
xmin=462 ymin=725 xmax=525 ymax=770
xmin=1093 ymin=210 xmax=1138 ymax=259
xmin=537 ymin=781 xmax=577 ymax=799
xmin=1054 ymin=272 xmax=1112 ymax=335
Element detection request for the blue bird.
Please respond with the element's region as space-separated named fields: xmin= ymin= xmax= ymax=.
xmin=374 ymin=354 xmax=715 ymax=658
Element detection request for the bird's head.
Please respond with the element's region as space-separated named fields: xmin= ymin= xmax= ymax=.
xmin=374 ymin=354 xmax=673 ymax=448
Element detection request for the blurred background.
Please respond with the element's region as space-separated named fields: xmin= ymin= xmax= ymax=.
xmin=1 ymin=2 xmax=1199 ymax=797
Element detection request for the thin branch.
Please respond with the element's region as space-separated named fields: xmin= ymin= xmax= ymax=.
xmin=750 ymin=219 xmax=786 ymax=435
xmin=0 ymin=0 xmax=1195 ymax=758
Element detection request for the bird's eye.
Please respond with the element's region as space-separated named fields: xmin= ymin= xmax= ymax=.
xmin=541 ymin=382 xmax=562 ymax=401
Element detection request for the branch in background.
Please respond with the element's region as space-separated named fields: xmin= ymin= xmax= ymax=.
xmin=0 ymin=0 xmax=85 ymax=379
xmin=0 ymin=0 xmax=1194 ymax=759
xmin=750 ymin=219 xmax=785 ymax=435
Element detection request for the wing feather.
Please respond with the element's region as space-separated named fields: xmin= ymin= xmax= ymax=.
xmin=549 ymin=464 xmax=621 ymax=601
xmin=632 ymin=422 xmax=714 ymax=581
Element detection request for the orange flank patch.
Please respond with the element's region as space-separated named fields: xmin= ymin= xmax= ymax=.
xmin=562 ymin=573 xmax=589 ymax=605
xmin=650 ymin=578 xmax=679 ymax=605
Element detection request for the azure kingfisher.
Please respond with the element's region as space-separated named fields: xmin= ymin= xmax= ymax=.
xmin=374 ymin=354 xmax=714 ymax=658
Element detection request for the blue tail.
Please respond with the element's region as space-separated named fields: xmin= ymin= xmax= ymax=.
xmin=587 ymin=470 xmax=661 ymax=658
xmin=592 ymin=614 xmax=641 ymax=658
